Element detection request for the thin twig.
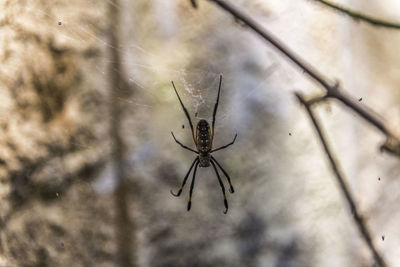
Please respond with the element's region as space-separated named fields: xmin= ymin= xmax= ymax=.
xmin=308 ymin=86 xmax=391 ymax=137
xmin=202 ymin=0 xmax=400 ymax=156
xmin=312 ymin=0 xmax=400 ymax=30
xmin=207 ymin=0 xmax=331 ymax=88
xmin=296 ymin=92 xmax=387 ymax=267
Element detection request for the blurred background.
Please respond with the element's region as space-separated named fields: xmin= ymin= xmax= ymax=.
xmin=1 ymin=0 xmax=400 ymax=266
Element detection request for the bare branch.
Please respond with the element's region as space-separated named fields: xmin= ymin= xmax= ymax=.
xmin=296 ymin=92 xmax=388 ymax=267
xmin=206 ymin=0 xmax=331 ymax=89
xmin=311 ymin=0 xmax=400 ymax=30
xmin=201 ymin=0 xmax=400 ymax=158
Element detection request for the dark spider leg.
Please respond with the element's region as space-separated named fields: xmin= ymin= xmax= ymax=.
xmin=210 ymin=133 xmax=237 ymax=153
xmin=171 ymin=158 xmax=199 ymax=197
xmin=171 ymin=132 xmax=198 ymax=154
xmin=211 ymin=75 xmax=222 ymax=142
xmin=187 ymin=160 xmax=200 ymax=211
xmin=171 ymin=81 xmax=197 ymax=145
xmin=211 ymin=156 xmax=235 ymax=193
xmin=210 ymin=160 xmax=228 ymax=214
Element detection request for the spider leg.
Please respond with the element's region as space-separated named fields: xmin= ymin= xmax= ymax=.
xmin=211 ymin=75 xmax=222 ymax=142
xmin=171 ymin=81 xmax=197 ymax=145
xmin=171 ymin=158 xmax=198 ymax=197
xmin=171 ymin=132 xmax=198 ymax=154
xmin=210 ymin=160 xmax=228 ymax=214
xmin=210 ymin=133 xmax=237 ymax=153
xmin=187 ymin=160 xmax=200 ymax=211
xmin=211 ymin=156 xmax=235 ymax=193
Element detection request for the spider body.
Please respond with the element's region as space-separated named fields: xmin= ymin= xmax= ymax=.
xmin=170 ymin=75 xmax=237 ymax=214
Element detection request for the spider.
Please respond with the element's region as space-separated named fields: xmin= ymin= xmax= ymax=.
xmin=170 ymin=75 xmax=237 ymax=214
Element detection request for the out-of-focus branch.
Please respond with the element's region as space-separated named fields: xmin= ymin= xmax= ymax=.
xmin=198 ymin=0 xmax=400 ymax=158
xmin=311 ymin=0 xmax=400 ymax=30
xmin=109 ymin=0 xmax=136 ymax=266
xmin=296 ymin=92 xmax=388 ymax=267
xmin=190 ymin=0 xmax=198 ymax=8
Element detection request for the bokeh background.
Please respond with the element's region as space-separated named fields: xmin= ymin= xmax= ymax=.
xmin=1 ymin=0 xmax=400 ymax=266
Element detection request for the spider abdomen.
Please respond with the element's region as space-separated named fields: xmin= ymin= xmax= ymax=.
xmin=196 ymin=119 xmax=212 ymax=167
xmin=196 ymin=119 xmax=212 ymax=153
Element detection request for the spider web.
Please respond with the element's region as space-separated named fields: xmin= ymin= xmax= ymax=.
xmin=2 ymin=1 xmax=400 ymax=266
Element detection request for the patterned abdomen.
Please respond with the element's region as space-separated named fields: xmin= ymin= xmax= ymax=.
xmin=196 ymin=119 xmax=211 ymax=153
